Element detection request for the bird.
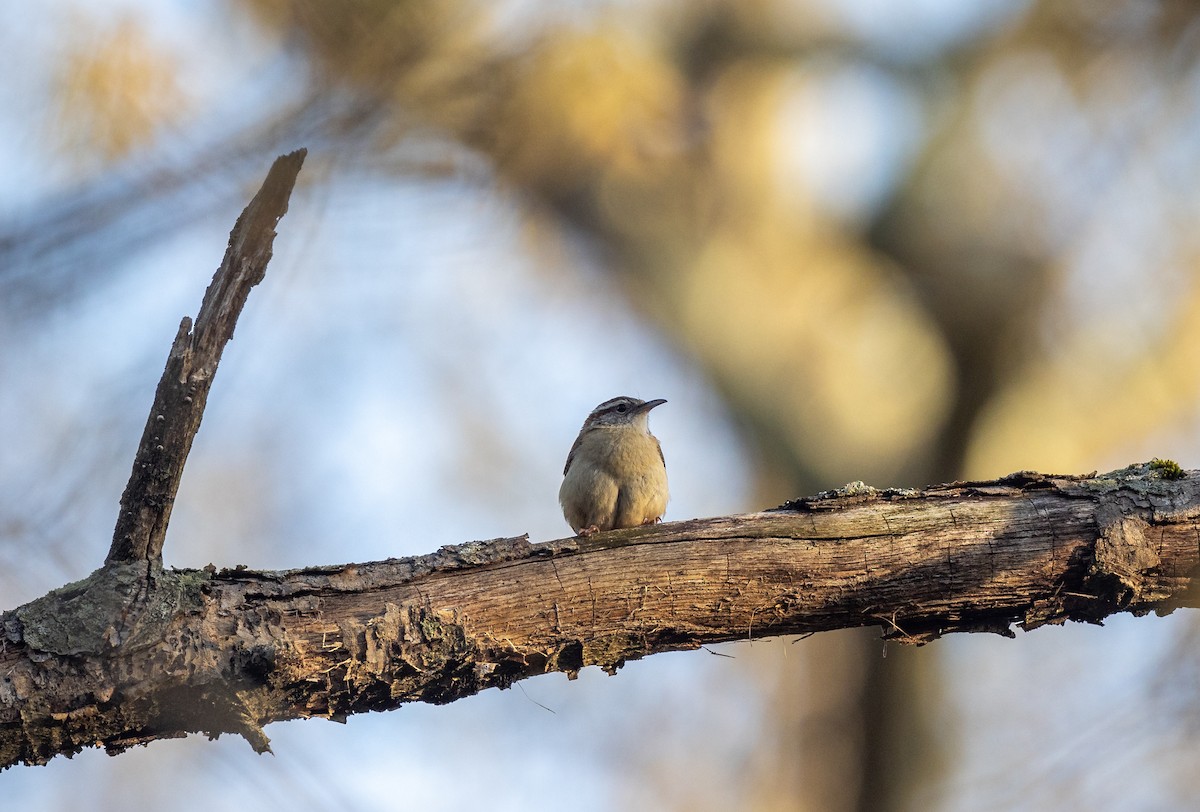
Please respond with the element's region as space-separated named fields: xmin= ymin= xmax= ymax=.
xmin=559 ymin=396 xmax=669 ymax=537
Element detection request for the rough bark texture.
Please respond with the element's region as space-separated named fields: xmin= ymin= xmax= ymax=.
xmin=106 ymin=148 xmax=306 ymax=566
xmin=4 ymin=464 xmax=1200 ymax=768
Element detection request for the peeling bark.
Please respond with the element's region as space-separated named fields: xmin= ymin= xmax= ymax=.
xmin=4 ymin=464 xmax=1200 ymax=769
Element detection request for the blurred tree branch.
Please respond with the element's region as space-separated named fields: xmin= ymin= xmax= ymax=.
xmin=4 ymin=464 xmax=1200 ymax=768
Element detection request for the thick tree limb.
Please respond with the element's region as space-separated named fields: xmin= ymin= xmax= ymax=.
xmin=106 ymin=148 xmax=306 ymax=566
xmin=5 ymin=151 xmax=1199 ymax=771
xmin=4 ymin=464 xmax=1200 ymax=768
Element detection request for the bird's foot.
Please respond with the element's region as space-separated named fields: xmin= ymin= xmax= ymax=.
xmin=578 ymin=525 xmax=600 ymax=538
xmin=640 ymin=516 xmax=662 ymax=526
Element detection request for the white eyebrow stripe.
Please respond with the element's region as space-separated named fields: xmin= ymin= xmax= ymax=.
xmin=589 ymin=396 xmax=639 ymax=418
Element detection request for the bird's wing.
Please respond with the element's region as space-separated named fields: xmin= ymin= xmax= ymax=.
xmin=564 ymin=432 xmax=584 ymax=477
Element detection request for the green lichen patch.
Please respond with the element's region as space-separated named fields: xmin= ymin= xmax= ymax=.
xmin=6 ymin=564 xmax=212 ymax=657
xmin=1149 ymin=458 xmax=1186 ymax=480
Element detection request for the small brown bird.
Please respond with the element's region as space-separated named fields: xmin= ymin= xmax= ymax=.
xmin=559 ymin=396 xmax=669 ymax=537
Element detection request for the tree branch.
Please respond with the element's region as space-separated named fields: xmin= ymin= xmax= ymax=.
xmin=105 ymin=148 xmax=306 ymax=566
xmin=5 ymin=150 xmax=1199 ymax=772
xmin=4 ymin=465 xmax=1200 ymax=768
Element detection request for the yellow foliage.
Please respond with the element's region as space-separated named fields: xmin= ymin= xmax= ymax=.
xmin=496 ymin=27 xmax=685 ymax=192
xmin=51 ymin=15 xmax=187 ymax=166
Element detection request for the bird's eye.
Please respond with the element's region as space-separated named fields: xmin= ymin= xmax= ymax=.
xmin=616 ymin=403 xmax=629 ymax=413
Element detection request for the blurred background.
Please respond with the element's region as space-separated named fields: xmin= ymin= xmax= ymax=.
xmin=4 ymin=1 xmax=1200 ymax=809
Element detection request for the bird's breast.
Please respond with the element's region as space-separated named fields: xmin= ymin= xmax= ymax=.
xmin=580 ymin=427 xmax=664 ymax=477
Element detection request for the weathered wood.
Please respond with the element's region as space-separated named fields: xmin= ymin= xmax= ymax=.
xmin=4 ymin=464 xmax=1199 ymax=768
xmin=105 ymin=148 xmax=306 ymax=566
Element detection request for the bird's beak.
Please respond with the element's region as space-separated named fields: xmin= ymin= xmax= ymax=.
xmin=637 ymin=398 xmax=667 ymax=414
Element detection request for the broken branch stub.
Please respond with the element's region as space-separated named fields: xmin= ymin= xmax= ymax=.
xmin=105 ymin=149 xmax=306 ymax=566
